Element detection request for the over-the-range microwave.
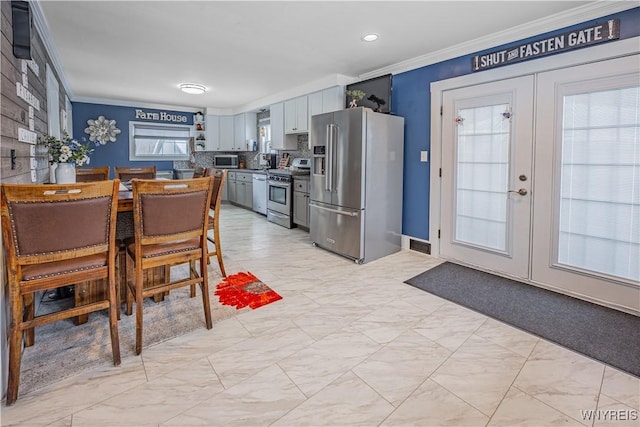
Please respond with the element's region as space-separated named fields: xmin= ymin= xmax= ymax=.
xmin=213 ymin=154 xmax=239 ymax=169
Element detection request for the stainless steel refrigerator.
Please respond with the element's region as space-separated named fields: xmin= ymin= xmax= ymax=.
xmin=310 ymin=107 xmax=404 ymax=264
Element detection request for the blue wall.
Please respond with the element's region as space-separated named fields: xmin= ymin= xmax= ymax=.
xmin=71 ymin=102 xmax=195 ymax=178
xmin=394 ymin=7 xmax=640 ymax=240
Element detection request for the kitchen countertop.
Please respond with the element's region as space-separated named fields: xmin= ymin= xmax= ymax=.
xmin=267 ymin=168 xmax=310 ymax=176
xmin=230 ymin=169 xmax=268 ymax=175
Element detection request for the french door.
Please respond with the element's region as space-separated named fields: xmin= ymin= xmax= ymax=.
xmin=439 ymin=54 xmax=640 ymax=313
xmin=440 ymin=76 xmax=534 ymax=279
xmin=531 ymin=56 xmax=639 ymax=310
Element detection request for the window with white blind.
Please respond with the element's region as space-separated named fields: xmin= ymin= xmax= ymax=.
xmin=558 ymin=85 xmax=640 ymax=282
xmin=455 ymin=103 xmax=511 ymax=252
xmin=129 ymin=121 xmax=191 ymax=161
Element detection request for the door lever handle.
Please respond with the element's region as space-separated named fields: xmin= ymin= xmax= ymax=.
xmin=508 ymin=188 xmax=528 ymax=196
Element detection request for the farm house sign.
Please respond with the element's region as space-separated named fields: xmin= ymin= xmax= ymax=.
xmin=134 ymin=109 xmax=188 ymax=123
xmin=472 ymin=19 xmax=620 ymax=72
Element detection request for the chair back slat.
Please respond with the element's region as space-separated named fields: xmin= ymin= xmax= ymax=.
xmin=76 ymin=166 xmax=110 ymax=182
xmin=115 ymin=166 xmax=156 ymax=182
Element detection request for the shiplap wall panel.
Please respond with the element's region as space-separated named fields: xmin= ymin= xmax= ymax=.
xmin=1 ymin=0 xmax=69 ymax=184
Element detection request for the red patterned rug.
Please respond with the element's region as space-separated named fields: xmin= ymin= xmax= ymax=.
xmin=214 ymin=272 xmax=282 ymax=310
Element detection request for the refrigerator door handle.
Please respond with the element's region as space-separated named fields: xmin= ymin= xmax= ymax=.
xmin=310 ymin=202 xmax=359 ymax=217
xmin=331 ymin=124 xmax=338 ymax=192
xmin=325 ymin=124 xmax=333 ymax=192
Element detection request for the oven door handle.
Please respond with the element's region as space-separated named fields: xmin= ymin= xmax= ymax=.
xmin=268 ymin=182 xmax=291 ymax=189
xmin=310 ymin=203 xmax=358 ymax=217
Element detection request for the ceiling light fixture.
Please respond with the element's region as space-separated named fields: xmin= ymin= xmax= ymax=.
xmin=179 ymin=83 xmax=206 ymax=95
xmin=361 ymin=33 xmax=379 ymax=42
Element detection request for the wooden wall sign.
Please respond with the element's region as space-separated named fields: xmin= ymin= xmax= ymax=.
xmin=472 ymin=19 xmax=620 ymax=72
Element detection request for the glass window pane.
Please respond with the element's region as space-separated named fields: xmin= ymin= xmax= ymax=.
xmin=559 ymin=86 xmax=640 ymax=281
xmin=130 ymin=122 xmax=190 ymax=160
xmin=454 ymin=103 xmax=510 ymax=251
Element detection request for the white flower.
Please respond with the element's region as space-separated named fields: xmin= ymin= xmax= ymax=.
xmin=38 ymin=133 xmax=94 ymax=165
xmin=84 ymin=115 xmax=121 ymax=145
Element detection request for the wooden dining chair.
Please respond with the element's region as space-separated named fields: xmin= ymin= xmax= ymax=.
xmin=0 ymin=181 xmax=121 ymax=405
xmin=76 ymin=166 xmax=110 ymax=182
xmin=115 ymin=166 xmax=156 ymax=181
xmin=124 ymin=176 xmax=214 ymax=355
xmin=192 ymin=167 xmax=208 ymax=178
xmin=206 ymin=168 xmax=227 ymax=277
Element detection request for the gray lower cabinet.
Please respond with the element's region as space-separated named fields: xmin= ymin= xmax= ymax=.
xmin=220 ymin=178 xmax=229 ymax=201
xmin=234 ymin=172 xmax=253 ymax=209
xmin=227 ymin=171 xmax=237 ymax=203
xmin=293 ymin=178 xmax=310 ymax=229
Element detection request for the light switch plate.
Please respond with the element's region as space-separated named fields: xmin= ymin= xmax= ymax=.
xmin=420 ymin=150 xmax=429 ymax=162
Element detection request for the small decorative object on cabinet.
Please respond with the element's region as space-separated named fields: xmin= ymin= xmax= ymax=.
xmin=346 ymin=89 xmax=365 ymax=108
xmin=194 ymin=113 xmax=206 ymax=151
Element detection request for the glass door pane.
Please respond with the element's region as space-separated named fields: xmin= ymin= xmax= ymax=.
xmin=558 ymin=86 xmax=640 ymax=282
xmin=455 ymin=103 xmax=511 ymax=251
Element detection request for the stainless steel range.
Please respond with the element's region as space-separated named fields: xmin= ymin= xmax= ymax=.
xmin=267 ymin=158 xmax=310 ymax=228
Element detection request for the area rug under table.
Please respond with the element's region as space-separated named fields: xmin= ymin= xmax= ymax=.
xmin=405 ymin=262 xmax=640 ymax=378
xmin=19 ymin=271 xmax=281 ymax=397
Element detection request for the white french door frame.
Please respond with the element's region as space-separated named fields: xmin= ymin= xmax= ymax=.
xmin=429 ymin=37 xmax=640 ymax=313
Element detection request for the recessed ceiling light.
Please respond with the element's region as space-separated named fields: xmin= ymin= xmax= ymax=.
xmin=179 ymin=83 xmax=206 ymax=95
xmin=361 ymin=33 xmax=379 ymax=42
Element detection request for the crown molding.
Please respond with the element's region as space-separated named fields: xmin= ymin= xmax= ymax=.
xmin=72 ymin=96 xmax=202 ymax=113
xmin=228 ymin=73 xmax=355 ymax=114
xmin=30 ymin=1 xmax=74 ymax=98
xmin=359 ymin=1 xmax=638 ymax=80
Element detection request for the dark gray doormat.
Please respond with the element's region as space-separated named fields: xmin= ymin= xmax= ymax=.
xmin=405 ymin=262 xmax=640 ymax=378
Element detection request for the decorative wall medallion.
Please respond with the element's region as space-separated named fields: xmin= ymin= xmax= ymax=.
xmin=85 ymin=115 xmax=121 ymax=145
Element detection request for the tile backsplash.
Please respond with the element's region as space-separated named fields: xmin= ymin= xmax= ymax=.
xmin=174 ymin=108 xmax=311 ymax=171
xmin=174 ymin=135 xmax=310 ymax=171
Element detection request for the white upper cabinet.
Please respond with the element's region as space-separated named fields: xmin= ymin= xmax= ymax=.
xmin=271 ymin=102 xmax=297 ymax=150
xmin=233 ymin=112 xmax=257 ymax=151
xmin=210 ymin=86 xmax=342 ymax=152
xmin=308 ymin=91 xmax=323 ymax=123
xmin=204 ymin=115 xmax=219 ymax=151
xmin=322 ymin=86 xmax=343 ymax=113
xmin=308 ymin=86 xmax=344 ymax=124
xmin=307 ymin=86 xmax=344 ymax=148
xmin=285 ymin=95 xmax=308 ymax=134
xmin=218 ymin=116 xmax=235 ymax=151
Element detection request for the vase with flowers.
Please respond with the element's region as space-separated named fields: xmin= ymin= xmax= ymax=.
xmin=38 ymin=133 xmax=94 ymax=183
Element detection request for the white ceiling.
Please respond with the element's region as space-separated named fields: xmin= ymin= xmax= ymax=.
xmin=38 ymin=1 xmax=625 ymax=113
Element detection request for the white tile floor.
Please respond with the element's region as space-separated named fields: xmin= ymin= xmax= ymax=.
xmin=2 ymin=205 xmax=639 ymax=426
